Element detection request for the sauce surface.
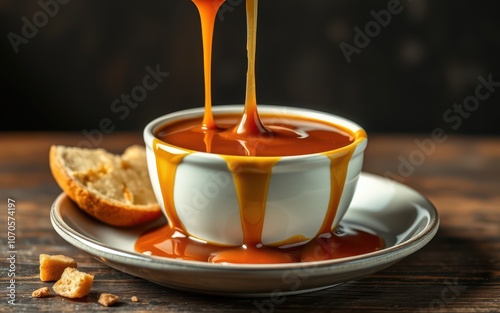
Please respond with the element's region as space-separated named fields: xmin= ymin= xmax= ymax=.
xmin=156 ymin=113 xmax=356 ymax=156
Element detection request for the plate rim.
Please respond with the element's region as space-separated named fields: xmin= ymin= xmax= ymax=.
xmin=50 ymin=172 xmax=439 ymax=274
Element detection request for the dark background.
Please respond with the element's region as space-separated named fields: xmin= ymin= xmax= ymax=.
xmin=1 ymin=0 xmax=499 ymax=135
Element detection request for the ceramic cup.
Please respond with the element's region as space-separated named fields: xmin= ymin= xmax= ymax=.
xmin=144 ymin=105 xmax=367 ymax=246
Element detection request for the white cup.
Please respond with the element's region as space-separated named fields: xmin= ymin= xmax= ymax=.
xmin=144 ymin=105 xmax=367 ymax=247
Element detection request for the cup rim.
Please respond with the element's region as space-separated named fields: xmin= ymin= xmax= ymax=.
xmin=144 ymin=105 xmax=367 ymax=161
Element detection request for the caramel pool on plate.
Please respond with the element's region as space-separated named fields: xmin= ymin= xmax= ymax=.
xmin=135 ymin=222 xmax=384 ymax=263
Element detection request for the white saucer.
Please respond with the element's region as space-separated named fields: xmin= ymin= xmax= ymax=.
xmin=50 ymin=173 xmax=439 ymax=296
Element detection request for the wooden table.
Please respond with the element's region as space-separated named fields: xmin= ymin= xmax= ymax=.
xmin=1 ymin=132 xmax=499 ymax=312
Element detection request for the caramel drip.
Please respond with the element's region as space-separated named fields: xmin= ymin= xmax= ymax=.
xmin=152 ymin=138 xmax=189 ymax=232
xmin=225 ymin=158 xmax=277 ymax=246
xmin=317 ymin=151 xmax=353 ymax=234
xmin=317 ymin=129 xmax=367 ymax=235
xmin=192 ymin=0 xmax=226 ymax=130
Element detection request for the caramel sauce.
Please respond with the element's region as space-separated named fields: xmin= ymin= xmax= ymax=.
xmin=136 ymin=223 xmax=383 ymax=263
xmin=134 ymin=0 xmax=382 ymax=264
xmin=155 ymin=114 xmax=357 ymax=157
xmin=191 ymin=0 xmax=226 ymax=130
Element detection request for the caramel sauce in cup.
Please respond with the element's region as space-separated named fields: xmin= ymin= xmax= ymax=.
xmin=138 ymin=107 xmax=378 ymax=264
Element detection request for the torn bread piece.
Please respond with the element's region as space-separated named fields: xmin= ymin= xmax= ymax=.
xmin=52 ymin=267 xmax=94 ymax=299
xmin=49 ymin=145 xmax=161 ymax=227
xmin=39 ymin=254 xmax=77 ymax=282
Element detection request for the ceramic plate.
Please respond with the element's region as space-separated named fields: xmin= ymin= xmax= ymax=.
xmin=50 ymin=173 xmax=439 ymax=296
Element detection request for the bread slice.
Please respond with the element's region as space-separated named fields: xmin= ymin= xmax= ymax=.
xmin=49 ymin=145 xmax=161 ymax=227
xmin=52 ymin=267 xmax=94 ymax=298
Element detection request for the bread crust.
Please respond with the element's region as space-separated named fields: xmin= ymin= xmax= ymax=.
xmin=49 ymin=145 xmax=161 ymax=227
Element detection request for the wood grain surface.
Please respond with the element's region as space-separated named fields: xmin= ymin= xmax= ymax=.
xmin=0 ymin=132 xmax=499 ymax=312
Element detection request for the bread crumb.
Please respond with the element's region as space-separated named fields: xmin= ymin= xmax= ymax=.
xmin=32 ymin=287 xmax=50 ymax=298
xmin=98 ymin=293 xmax=120 ymax=307
xmin=39 ymin=254 xmax=77 ymax=282
xmin=52 ymin=267 xmax=94 ymax=298
xmin=131 ymin=295 xmax=139 ymax=302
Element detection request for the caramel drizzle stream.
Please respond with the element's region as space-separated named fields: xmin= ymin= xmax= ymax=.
xmin=192 ymin=0 xmax=226 ymax=130
xmin=232 ymin=0 xmax=270 ymax=137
